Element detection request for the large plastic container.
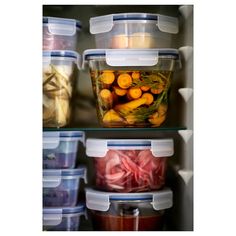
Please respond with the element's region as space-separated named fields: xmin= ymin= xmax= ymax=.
xmin=43 ymin=204 xmax=86 ymax=231
xmin=43 ymin=50 xmax=80 ymax=128
xmin=90 ymin=13 xmax=178 ymax=49
xmin=86 ymin=188 xmax=173 ymax=231
xmin=43 ymin=131 xmax=85 ymax=169
xmin=43 ymin=17 xmax=81 ymax=51
xmin=86 ymin=139 xmax=174 ymax=193
xmin=83 ymin=49 xmax=181 ymax=127
xmin=43 ymin=167 xmax=87 ymax=207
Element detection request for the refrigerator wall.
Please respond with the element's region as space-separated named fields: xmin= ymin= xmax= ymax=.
xmin=43 ymin=4 xmax=193 ymax=231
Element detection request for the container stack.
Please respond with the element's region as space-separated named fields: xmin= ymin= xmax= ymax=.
xmin=42 ymin=17 xmax=87 ymax=231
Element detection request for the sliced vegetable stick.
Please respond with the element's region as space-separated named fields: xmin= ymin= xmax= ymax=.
xmin=113 ymin=86 xmax=127 ymax=96
xmin=127 ymin=87 xmax=142 ymax=99
xmin=117 ymin=73 xmax=132 ymax=89
xmin=100 ymin=89 xmax=113 ymax=108
xmin=101 ymin=72 xmax=115 ymax=85
xmin=102 ymin=109 xmax=124 ymax=123
xmin=141 ymin=93 xmax=154 ymax=105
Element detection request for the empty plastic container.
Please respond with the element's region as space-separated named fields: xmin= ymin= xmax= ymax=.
xmin=43 ymin=204 xmax=86 ymax=231
xmin=83 ymin=48 xmax=181 ymax=127
xmin=86 ymin=188 xmax=173 ymax=231
xmin=86 ymin=139 xmax=174 ymax=193
xmin=43 ymin=131 xmax=85 ymax=169
xmin=43 ymin=50 xmax=80 ymax=128
xmin=43 ymin=167 xmax=87 ymax=207
xmin=43 ymin=16 xmax=81 ymax=51
xmin=90 ymin=13 xmax=178 ymax=49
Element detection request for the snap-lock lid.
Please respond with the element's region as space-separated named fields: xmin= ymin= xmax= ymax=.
xmin=86 ymin=138 xmax=174 ymax=157
xmin=43 ymin=16 xmax=81 ymax=36
xmin=43 ymin=50 xmax=81 ymax=68
xmin=43 ymin=204 xmax=86 ymax=226
xmin=43 ymin=131 xmax=85 ymax=149
xmin=43 ymin=167 xmax=87 ymax=188
xmin=90 ymin=13 xmax=178 ymax=34
xmin=86 ymin=188 xmax=173 ymax=212
xmin=83 ymin=48 xmax=180 ymax=67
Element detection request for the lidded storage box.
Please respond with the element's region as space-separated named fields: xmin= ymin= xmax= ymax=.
xmin=86 ymin=138 xmax=174 ymax=192
xmin=43 ymin=131 xmax=85 ymax=169
xmin=43 ymin=167 xmax=87 ymax=207
xmin=83 ymin=49 xmax=181 ymax=127
xmin=43 ymin=16 xmax=82 ymax=51
xmin=90 ymin=13 xmax=178 ymax=49
xmin=43 ymin=50 xmax=80 ymax=128
xmin=86 ymin=188 xmax=173 ymax=231
xmin=43 ymin=204 xmax=86 ymax=231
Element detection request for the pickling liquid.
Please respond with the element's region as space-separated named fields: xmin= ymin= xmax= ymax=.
xmin=91 ymin=212 xmax=164 ymax=231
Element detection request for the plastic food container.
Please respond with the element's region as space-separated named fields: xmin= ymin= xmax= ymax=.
xmin=86 ymin=139 xmax=174 ymax=192
xmin=43 ymin=131 xmax=85 ymax=169
xmin=43 ymin=17 xmax=81 ymax=51
xmin=43 ymin=167 xmax=87 ymax=207
xmin=43 ymin=204 xmax=86 ymax=231
xmin=90 ymin=13 xmax=178 ymax=49
xmin=43 ymin=50 xmax=80 ymax=128
xmin=83 ymin=49 xmax=181 ymax=127
xmin=86 ymin=188 xmax=172 ymax=231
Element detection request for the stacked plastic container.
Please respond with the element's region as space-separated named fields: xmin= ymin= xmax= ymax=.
xmin=83 ymin=12 xmax=181 ymax=231
xmin=42 ymin=17 xmax=87 ymax=231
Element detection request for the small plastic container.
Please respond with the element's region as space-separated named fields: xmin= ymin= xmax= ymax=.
xmin=43 ymin=16 xmax=81 ymax=51
xmin=90 ymin=13 xmax=178 ymax=49
xmin=43 ymin=50 xmax=81 ymax=128
xmin=83 ymin=49 xmax=181 ymax=127
xmin=43 ymin=167 xmax=87 ymax=207
xmin=43 ymin=131 xmax=85 ymax=169
xmin=86 ymin=139 xmax=174 ymax=193
xmin=86 ymin=188 xmax=173 ymax=231
xmin=43 ymin=204 xmax=86 ymax=231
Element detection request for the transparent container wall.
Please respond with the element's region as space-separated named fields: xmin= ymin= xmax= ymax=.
xmin=43 ymin=26 xmax=79 ymax=51
xmin=93 ymin=149 xmax=167 ymax=192
xmin=43 ymin=177 xmax=80 ymax=207
xmin=43 ymin=59 xmax=78 ymax=128
xmin=88 ymin=58 xmax=177 ymax=128
xmin=95 ymin=21 xmax=172 ymax=49
xmin=90 ymin=200 xmax=165 ymax=231
xmin=43 ymin=213 xmax=82 ymax=231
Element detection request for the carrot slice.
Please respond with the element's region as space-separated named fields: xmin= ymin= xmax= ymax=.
xmin=127 ymin=87 xmax=142 ymax=99
xmin=141 ymin=85 xmax=150 ymax=92
xmin=100 ymin=89 xmax=113 ymax=108
xmin=117 ymin=73 xmax=132 ymax=89
xmin=101 ymin=72 xmax=115 ymax=85
xmin=113 ymin=86 xmax=127 ymax=96
xmin=131 ymin=72 xmax=140 ymax=79
xmin=141 ymin=93 xmax=154 ymax=105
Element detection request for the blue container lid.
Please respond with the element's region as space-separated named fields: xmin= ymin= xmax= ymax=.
xmin=43 ymin=50 xmax=80 ymax=60
xmin=43 ymin=16 xmax=81 ymax=30
xmin=43 ymin=167 xmax=86 ymax=177
xmin=43 ymin=204 xmax=86 ymax=215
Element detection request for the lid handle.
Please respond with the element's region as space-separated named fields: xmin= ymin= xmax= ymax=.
xmin=43 ymin=132 xmax=60 ymax=149
xmin=86 ymin=190 xmax=110 ymax=211
xmin=90 ymin=14 xmax=114 ymax=34
xmin=151 ymin=139 xmax=174 ymax=157
xmin=43 ymin=170 xmax=62 ymax=188
xmin=43 ymin=211 xmax=63 ymax=226
xmin=106 ymin=49 xmax=159 ymax=67
xmin=152 ymin=189 xmax=173 ymax=211
xmin=86 ymin=139 xmax=108 ymax=157
xmin=157 ymin=15 xmax=179 ymax=34
xmin=47 ymin=18 xmax=77 ymax=36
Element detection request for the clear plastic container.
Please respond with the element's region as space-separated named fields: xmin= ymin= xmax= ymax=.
xmin=43 ymin=17 xmax=81 ymax=51
xmin=90 ymin=13 xmax=178 ymax=49
xmin=86 ymin=139 xmax=174 ymax=193
xmin=43 ymin=167 xmax=87 ymax=207
xmin=43 ymin=204 xmax=86 ymax=231
xmin=83 ymin=49 xmax=181 ymax=127
xmin=43 ymin=50 xmax=80 ymax=128
xmin=43 ymin=131 xmax=85 ymax=169
xmin=86 ymin=188 xmax=173 ymax=231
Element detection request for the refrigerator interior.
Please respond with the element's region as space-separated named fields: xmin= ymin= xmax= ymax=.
xmin=43 ymin=4 xmax=193 ymax=231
